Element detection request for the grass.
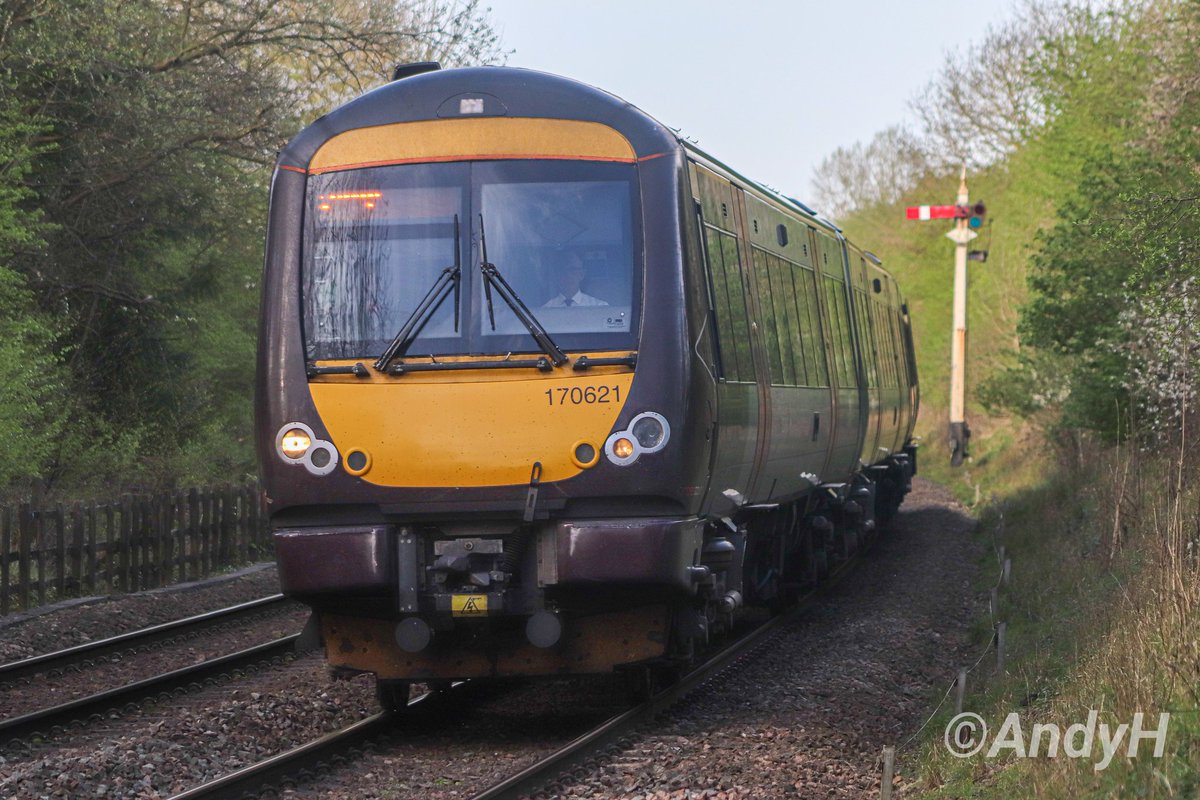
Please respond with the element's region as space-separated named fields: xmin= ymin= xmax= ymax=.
xmin=906 ymin=433 xmax=1200 ymax=798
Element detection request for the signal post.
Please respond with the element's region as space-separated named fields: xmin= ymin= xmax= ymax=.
xmin=906 ymin=168 xmax=985 ymax=466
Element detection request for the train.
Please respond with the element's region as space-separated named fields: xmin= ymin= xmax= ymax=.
xmin=255 ymin=64 xmax=919 ymax=708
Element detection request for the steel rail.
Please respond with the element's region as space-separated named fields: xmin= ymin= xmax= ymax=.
xmin=159 ymin=537 xmax=870 ymax=799
xmin=165 ymin=685 xmax=461 ymax=800
xmin=0 ymin=634 xmax=299 ymax=745
xmin=0 ymin=594 xmax=292 ymax=684
xmin=470 ymin=556 xmax=863 ymax=800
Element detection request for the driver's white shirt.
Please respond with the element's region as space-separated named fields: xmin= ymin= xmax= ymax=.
xmin=544 ymin=291 xmax=608 ymax=307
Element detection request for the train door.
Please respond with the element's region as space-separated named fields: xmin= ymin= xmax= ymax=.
xmin=812 ymin=230 xmax=863 ymax=481
xmin=690 ymin=164 xmax=760 ymax=513
xmin=870 ymin=268 xmax=904 ymax=456
xmin=742 ymin=194 xmax=833 ymax=502
xmin=850 ymin=253 xmax=883 ymax=466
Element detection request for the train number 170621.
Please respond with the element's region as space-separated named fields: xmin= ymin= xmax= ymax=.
xmin=544 ymin=385 xmax=622 ymax=406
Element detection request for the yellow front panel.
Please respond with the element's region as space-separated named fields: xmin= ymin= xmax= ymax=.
xmin=308 ymin=118 xmax=636 ymax=173
xmin=309 ymin=366 xmax=635 ymax=487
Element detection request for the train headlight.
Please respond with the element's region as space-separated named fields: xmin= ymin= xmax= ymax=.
xmin=279 ymin=428 xmax=312 ymax=459
xmin=604 ymin=412 xmax=671 ymax=467
xmin=631 ymin=415 xmax=666 ymax=450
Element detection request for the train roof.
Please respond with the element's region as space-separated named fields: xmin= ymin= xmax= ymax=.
xmin=279 ymin=65 xmax=870 ymax=266
xmin=278 ymin=66 xmax=679 ymax=169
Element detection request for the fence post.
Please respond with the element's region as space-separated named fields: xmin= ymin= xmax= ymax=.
xmin=153 ymin=493 xmax=166 ymax=588
xmin=17 ymin=503 xmax=32 ymax=612
xmin=103 ymin=504 xmax=115 ymax=593
xmin=221 ymin=485 xmax=234 ymax=566
xmin=955 ymin=667 xmax=968 ymax=715
xmin=34 ymin=505 xmax=47 ymax=607
xmin=880 ymin=745 xmax=895 ymax=800
xmin=1 ymin=507 xmax=11 ymax=616
xmin=119 ymin=494 xmax=132 ymax=593
xmin=237 ymin=485 xmax=249 ymax=564
xmin=54 ymin=502 xmax=66 ymax=600
xmin=185 ymin=488 xmax=198 ymax=581
xmin=71 ymin=502 xmax=84 ymax=596
xmin=1002 ymin=558 xmax=1011 ymax=587
xmin=87 ymin=503 xmax=98 ymax=595
xmin=989 ymin=586 xmax=999 ymax=620
xmin=996 ymin=622 xmax=1007 ymax=675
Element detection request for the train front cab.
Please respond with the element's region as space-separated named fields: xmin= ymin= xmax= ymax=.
xmin=256 ymin=70 xmax=716 ymax=687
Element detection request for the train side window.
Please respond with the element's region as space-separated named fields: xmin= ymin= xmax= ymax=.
xmin=766 ymin=253 xmax=799 ymax=385
xmin=872 ymin=299 xmax=898 ymax=387
xmin=752 ymin=248 xmax=785 ymax=384
xmin=791 ymin=266 xmax=828 ymax=386
xmin=719 ymin=232 xmax=756 ymax=381
xmin=888 ymin=307 xmax=905 ymax=387
xmin=704 ymin=227 xmax=742 ymax=381
xmin=703 ymin=227 xmax=755 ymax=382
xmin=823 ymin=277 xmax=858 ymax=388
xmin=855 ymin=289 xmax=879 ymax=388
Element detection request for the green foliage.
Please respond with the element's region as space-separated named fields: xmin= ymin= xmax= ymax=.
xmin=1017 ymin=1 xmax=1200 ymax=436
xmin=0 ymin=0 xmax=504 ymax=496
xmin=0 ymin=266 xmax=64 ymax=490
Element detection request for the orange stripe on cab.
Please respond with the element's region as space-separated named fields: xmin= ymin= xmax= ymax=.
xmin=309 ymin=117 xmax=637 ymax=173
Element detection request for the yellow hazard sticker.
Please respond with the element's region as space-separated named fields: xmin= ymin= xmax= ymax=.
xmin=451 ymin=594 xmax=488 ymax=617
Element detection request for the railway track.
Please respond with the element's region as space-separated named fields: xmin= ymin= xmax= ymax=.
xmin=0 ymin=595 xmax=302 ymax=746
xmin=0 ymin=594 xmax=293 ymax=683
xmin=167 ymin=576 xmax=845 ymax=800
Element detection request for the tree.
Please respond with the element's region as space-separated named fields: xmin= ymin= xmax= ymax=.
xmin=0 ymin=0 xmax=505 ymax=493
xmin=810 ymin=126 xmax=929 ymax=220
xmin=1014 ymin=0 xmax=1200 ymax=437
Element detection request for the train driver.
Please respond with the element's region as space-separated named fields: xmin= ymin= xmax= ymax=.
xmin=543 ymin=252 xmax=608 ymax=307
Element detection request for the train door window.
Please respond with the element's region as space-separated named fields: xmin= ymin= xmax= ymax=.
xmin=720 ymin=232 xmax=755 ymax=381
xmin=888 ymin=308 xmax=905 ymax=387
xmin=766 ymin=253 xmax=799 ymax=385
xmin=751 ymin=248 xmax=786 ymax=384
xmin=703 ymin=227 xmax=754 ymax=382
xmin=869 ymin=301 xmax=890 ymax=387
xmin=871 ymin=299 xmax=898 ymax=387
xmin=854 ymin=289 xmax=879 ymax=388
xmin=822 ymin=277 xmax=858 ymax=388
xmin=790 ymin=266 xmax=828 ymax=387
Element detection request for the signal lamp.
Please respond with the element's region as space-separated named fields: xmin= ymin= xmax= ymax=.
xmin=968 ymin=201 xmax=986 ymax=229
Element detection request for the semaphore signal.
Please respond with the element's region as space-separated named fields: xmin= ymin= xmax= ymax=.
xmin=906 ymin=169 xmax=988 ymax=467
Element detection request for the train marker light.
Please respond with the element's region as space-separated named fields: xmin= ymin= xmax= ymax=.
xmin=279 ymin=428 xmax=312 ymax=459
xmin=612 ymin=437 xmax=635 ymax=459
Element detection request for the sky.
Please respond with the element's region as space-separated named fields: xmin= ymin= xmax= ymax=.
xmin=484 ymin=1 xmax=1021 ymax=204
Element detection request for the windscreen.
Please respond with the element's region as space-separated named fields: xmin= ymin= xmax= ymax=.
xmin=302 ymin=160 xmax=641 ymax=362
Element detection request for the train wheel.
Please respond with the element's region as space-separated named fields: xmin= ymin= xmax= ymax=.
xmin=376 ymin=679 xmax=411 ymax=714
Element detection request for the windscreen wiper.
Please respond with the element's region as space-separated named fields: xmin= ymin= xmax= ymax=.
xmin=374 ymin=215 xmax=461 ymax=373
xmin=478 ymin=214 xmax=568 ymax=367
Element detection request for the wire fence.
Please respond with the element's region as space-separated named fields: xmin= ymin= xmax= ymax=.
xmin=0 ymin=483 xmax=270 ymax=616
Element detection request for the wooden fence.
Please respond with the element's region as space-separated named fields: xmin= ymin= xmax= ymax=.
xmin=0 ymin=483 xmax=270 ymax=616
